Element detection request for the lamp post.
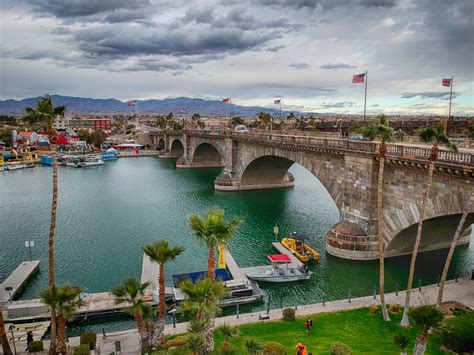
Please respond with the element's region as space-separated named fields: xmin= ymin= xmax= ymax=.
xmin=273 ymin=224 xmax=279 ymax=242
xmin=9 ymin=325 xmax=17 ymax=355
xmin=24 ymin=241 xmax=34 ymax=261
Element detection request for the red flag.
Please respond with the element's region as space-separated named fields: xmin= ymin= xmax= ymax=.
xmin=442 ymin=79 xmax=451 ymax=87
xmin=128 ymin=100 xmax=137 ymax=106
xmin=274 ymin=99 xmax=281 ymax=104
xmin=223 ymin=98 xmax=230 ymax=103
xmin=352 ymin=73 xmax=365 ymax=84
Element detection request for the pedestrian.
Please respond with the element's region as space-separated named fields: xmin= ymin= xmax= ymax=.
xmin=305 ymin=319 xmax=310 ymax=334
xmin=295 ymin=343 xmax=307 ymax=355
xmin=26 ymin=330 xmax=33 ymax=350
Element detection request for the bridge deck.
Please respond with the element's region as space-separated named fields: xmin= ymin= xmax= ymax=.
xmin=0 ymin=261 xmax=40 ymax=304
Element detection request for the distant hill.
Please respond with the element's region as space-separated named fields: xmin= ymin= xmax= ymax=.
xmin=0 ymin=95 xmax=285 ymax=116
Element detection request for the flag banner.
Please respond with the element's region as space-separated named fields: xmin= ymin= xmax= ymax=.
xmin=180 ymin=108 xmax=186 ymax=112
xmin=223 ymin=98 xmax=231 ymax=103
xmin=352 ymin=73 xmax=365 ymax=84
xmin=128 ymin=100 xmax=137 ymax=106
xmin=442 ymin=79 xmax=451 ymax=87
xmin=274 ymin=99 xmax=281 ymax=104
xmin=218 ymin=243 xmax=226 ymax=269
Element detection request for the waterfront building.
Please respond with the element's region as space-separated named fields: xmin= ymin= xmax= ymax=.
xmin=53 ymin=118 xmax=113 ymax=132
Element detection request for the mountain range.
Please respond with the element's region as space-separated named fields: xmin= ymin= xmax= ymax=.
xmin=0 ymin=95 xmax=286 ymax=116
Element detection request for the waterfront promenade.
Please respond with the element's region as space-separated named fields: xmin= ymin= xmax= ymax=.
xmin=63 ymin=277 xmax=473 ymax=354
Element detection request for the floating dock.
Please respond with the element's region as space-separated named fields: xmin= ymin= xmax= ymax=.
xmin=0 ymin=261 xmax=40 ymax=304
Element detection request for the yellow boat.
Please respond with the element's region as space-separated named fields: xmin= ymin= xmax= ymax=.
xmin=281 ymin=232 xmax=319 ymax=264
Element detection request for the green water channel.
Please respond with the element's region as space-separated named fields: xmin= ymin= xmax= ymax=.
xmin=0 ymin=157 xmax=472 ymax=335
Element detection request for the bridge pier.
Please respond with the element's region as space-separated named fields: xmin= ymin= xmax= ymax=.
xmin=214 ymin=171 xmax=295 ymax=191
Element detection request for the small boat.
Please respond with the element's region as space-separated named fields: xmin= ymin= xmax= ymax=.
xmin=83 ymin=157 xmax=105 ymax=166
xmin=281 ymin=232 xmax=320 ymax=264
xmin=40 ymin=155 xmax=54 ymax=165
xmin=246 ymin=254 xmax=312 ymax=283
xmin=4 ymin=163 xmax=35 ymax=171
xmin=97 ymin=148 xmax=119 ymax=161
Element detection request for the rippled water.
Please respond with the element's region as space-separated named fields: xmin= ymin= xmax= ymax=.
xmin=0 ymin=157 xmax=472 ymax=334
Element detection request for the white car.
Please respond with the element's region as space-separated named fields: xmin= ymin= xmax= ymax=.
xmin=234 ymin=125 xmax=249 ymax=133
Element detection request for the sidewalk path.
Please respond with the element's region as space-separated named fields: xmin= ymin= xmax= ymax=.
xmin=86 ymin=277 xmax=473 ymax=354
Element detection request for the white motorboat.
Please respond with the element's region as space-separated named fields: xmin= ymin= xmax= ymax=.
xmin=246 ymin=254 xmax=312 ymax=283
xmin=4 ymin=163 xmax=35 ymax=171
xmin=83 ymin=157 xmax=105 ymax=166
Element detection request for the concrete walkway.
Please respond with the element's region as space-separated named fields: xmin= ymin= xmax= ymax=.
xmin=72 ymin=277 xmax=473 ymax=354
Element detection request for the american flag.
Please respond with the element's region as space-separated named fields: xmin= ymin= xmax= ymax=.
xmin=352 ymin=73 xmax=365 ymax=84
xmin=274 ymin=99 xmax=281 ymax=104
xmin=223 ymin=98 xmax=231 ymax=103
xmin=128 ymin=100 xmax=137 ymax=107
xmin=442 ymin=79 xmax=451 ymax=87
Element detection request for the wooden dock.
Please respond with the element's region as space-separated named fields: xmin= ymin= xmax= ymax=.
xmin=0 ymin=261 xmax=40 ymax=304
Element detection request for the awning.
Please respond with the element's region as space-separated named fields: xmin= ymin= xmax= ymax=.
xmin=267 ymin=254 xmax=292 ymax=263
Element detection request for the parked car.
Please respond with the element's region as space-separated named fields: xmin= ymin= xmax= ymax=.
xmin=235 ymin=125 xmax=249 ymax=133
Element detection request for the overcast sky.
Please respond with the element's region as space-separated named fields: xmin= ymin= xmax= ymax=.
xmin=0 ymin=0 xmax=473 ymax=115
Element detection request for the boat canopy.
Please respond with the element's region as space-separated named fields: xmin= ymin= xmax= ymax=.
xmin=267 ymin=254 xmax=292 ymax=263
xmin=172 ymin=268 xmax=232 ymax=287
xmin=289 ymin=232 xmax=307 ymax=242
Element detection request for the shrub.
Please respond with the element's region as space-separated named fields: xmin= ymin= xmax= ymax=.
xmin=369 ymin=304 xmax=379 ymax=314
xmin=162 ymin=334 xmax=189 ymax=349
xmin=28 ymin=340 xmax=44 ymax=352
xmin=263 ymin=341 xmax=287 ymax=355
xmin=330 ymin=341 xmax=353 ymax=355
xmin=73 ymin=344 xmax=90 ymax=355
xmin=393 ymin=333 xmax=409 ymax=352
xmin=450 ymin=307 xmax=467 ymax=317
xmin=80 ymin=332 xmax=97 ymax=350
xmin=441 ymin=312 xmax=474 ymax=353
xmin=220 ymin=346 xmax=238 ymax=355
xmin=245 ymin=338 xmax=264 ymax=354
xmin=282 ymin=307 xmax=296 ymax=321
xmin=388 ymin=304 xmax=401 ymax=313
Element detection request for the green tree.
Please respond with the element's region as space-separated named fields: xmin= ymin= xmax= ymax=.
xmin=40 ymin=285 xmax=86 ymax=354
xmin=257 ymin=112 xmax=272 ymax=129
xmin=401 ymin=123 xmax=458 ymax=326
xmin=436 ymin=193 xmax=473 ymax=306
xmin=409 ymin=306 xmax=444 ymax=355
xmin=186 ymin=333 xmax=205 ymax=355
xmin=0 ymin=128 xmax=14 ymax=147
xmin=468 ymin=120 xmax=474 ymax=139
xmin=77 ymin=129 xmax=90 ymax=143
xmin=188 ymin=208 xmax=241 ymax=280
xmin=359 ymin=115 xmax=403 ymax=322
xmin=179 ymin=278 xmax=228 ymax=354
xmin=112 ymin=278 xmax=153 ymax=351
xmin=89 ymin=130 xmax=107 ymax=148
xmin=217 ymin=323 xmax=239 ymax=350
xmin=393 ymin=333 xmax=409 ymax=355
xmin=24 ymin=94 xmax=66 ymax=137
xmin=142 ymin=240 xmax=185 ymax=348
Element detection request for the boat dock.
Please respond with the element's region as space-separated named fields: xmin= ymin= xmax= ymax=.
xmin=0 ymin=261 xmax=40 ymax=304
xmin=140 ymin=254 xmax=174 ymax=295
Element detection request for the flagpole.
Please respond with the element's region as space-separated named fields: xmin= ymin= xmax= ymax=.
xmin=363 ymin=70 xmax=368 ymax=122
xmin=446 ymin=76 xmax=453 ymax=134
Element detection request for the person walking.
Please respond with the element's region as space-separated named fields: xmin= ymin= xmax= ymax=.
xmin=26 ymin=331 xmax=33 ymax=351
xmin=295 ymin=343 xmax=307 ymax=355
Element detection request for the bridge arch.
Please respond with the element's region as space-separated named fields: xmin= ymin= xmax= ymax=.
xmin=170 ymin=139 xmax=184 ymax=156
xmin=157 ymin=138 xmax=165 ymax=150
xmin=190 ymin=142 xmax=225 ymax=168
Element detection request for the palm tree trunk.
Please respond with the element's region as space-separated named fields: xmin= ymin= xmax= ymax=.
xmin=203 ymin=318 xmax=215 ymax=354
xmin=56 ymin=313 xmax=67 ymax=355
xmin=48 ymin=158 xmax=58 ymax=354
xmin=0 ymin=307 xmax=13 ymax=355
xmin=377 ymin=153 xmax=390 ymax=321
xmin=400 ymin=160 xmax=436 ymax=327
xmin=135 ymin=312 xmax=150 ymax=351
xmin=436 ymin=194 xmax=472 ymax=307
xmin=151 ymin=264 xmax=166 ymax=349
xmin=414 ymin=330 xmax=428 ymax=355
xmin=208 ymin=247 xmax=216 ymax=280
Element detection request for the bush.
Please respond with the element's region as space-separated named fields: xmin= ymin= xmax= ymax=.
xmin=330 ymin=341 xmax=353 ymax=355
xmin=393 ymin=333 xmax=409 ymax=352
xmin=388 ymin=304 xmax=401 ymax=313
xmin=73 ymin=344 xmax=90 ymax=355
xmin=282 ymin=307 xmax=296 ymax=321
xmin=263 ymin=341 xmax=287 ymax=355
xmin=220 ymin=346 xmax=238 ymax=355
xmin=369 ymin=304 xmax=379 ymax=314
xmin=441 ymin=312 xmax=474 ymax=353
xmin=80 ymin=332 xmax=97 ymax=350
xmin=162 ymin=334 xmax=189 ymax=349
xmin=28 ymin=340 xmax=44 ymax=352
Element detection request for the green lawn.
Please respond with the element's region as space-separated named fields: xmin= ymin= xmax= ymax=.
xmin=209 ymin=307 xmax=446 ymax=354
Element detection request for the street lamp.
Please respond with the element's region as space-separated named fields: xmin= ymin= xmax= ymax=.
xmin=9 ymin=325 xmax=17 ymax=355
xmin=25 ymin=241 xmax=34 ymax=261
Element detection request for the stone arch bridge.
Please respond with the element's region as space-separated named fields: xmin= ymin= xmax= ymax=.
xmin=145 ymin=129 xmax=474 ymax=261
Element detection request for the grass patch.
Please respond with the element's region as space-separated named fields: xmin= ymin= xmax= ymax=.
xmin=211 ymin=307 xmax=445 ymax=354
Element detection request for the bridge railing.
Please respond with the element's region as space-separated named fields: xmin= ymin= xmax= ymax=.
xmin=170 ymin=130 xmax=473 ymax=166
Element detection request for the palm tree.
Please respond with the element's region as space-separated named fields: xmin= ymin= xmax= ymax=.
xmin=393 ymin=333 xmax=409 ymax=355
xmin=436 ymin=193 xmax=473 ymax=307
xmin=409 ymin=305 xmax=443 ymax=355
xmin=179 ymin=278 xmax=229 ymax=354
xmin=359 ymin=115 xmax=403 ymax=322
xmin=218 ymin=323 xmax=239 ymax=350
xmin=400 ymin=123 xmax=458 ymax=326
xmin=245 ymin=338 xmax=264 ymax=355
xmin=0 ymin=307 xmax=13 ymax=355
xmin=188 ymin=209 xmax=241 ymax=280
xmin=142 ymin=240 xmax=185 ymax=348
xmin=186 ymin=333 xmax=205 ymax=355
xmin=25 ymin=95 xmax=66 ymax=354
xmin=112 ymin=278 xmax=153 ymax=351
xmin=40 ymin=285 xmax=86 ymax=354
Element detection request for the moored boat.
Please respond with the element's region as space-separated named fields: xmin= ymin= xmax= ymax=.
xmin=246 ymin=254 xmax=312 ymax=283
xmin=4 ymin=163 xmax=35 ymax=171
xmin=40 ymin=155 xmax=54 ymax=165
xmin=83 ymin=156 xmax=105 ymax=166
xmin=281 ymin=232 xmax=320 ymax=263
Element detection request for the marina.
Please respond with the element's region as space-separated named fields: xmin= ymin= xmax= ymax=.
xmin=0 ymin=261 xmax=40 ymax=304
